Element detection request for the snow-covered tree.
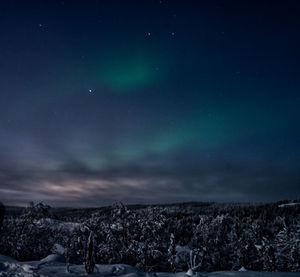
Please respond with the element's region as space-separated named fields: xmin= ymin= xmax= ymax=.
xmin=168 ymin=233 xmax=176 ymax=272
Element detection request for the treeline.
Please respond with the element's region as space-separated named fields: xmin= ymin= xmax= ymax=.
xmin=0 ymin=200 xmax=300 ymax=272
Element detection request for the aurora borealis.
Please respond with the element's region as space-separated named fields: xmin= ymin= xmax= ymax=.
xmin=1 ymin=1 xmax=300 ymax=207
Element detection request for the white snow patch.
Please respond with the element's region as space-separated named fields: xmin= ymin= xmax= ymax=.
xmin=34 ymin=218 xmax=81 ymax=232
xmin=40 ymin=254 xmax=65 ymax=264
xmin=278 ymin=202 xmax=300 ymax=208
xmin=0 ymin=262 xmax=40 ymax=277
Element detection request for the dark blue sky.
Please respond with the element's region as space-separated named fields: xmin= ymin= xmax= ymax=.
xmin=0 ymin=0 xmax=300 ymax=206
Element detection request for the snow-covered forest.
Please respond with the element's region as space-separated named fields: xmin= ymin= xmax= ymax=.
xmin=0 ymin=200 xmax=300 ymax=275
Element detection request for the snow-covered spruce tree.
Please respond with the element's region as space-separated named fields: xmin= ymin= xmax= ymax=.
xmin=290 ymin=243 xmax=300 ymax=271
xmin=211 ymin=214 xmax=236 ymax=270
xmin=272 ymin=215 xmax=300 ymax=271
xmin=234 ymin=219 xmax=260 ymax=271
xmin=275 ymin=221 xmax=291 ymax=271
xmin=85 ymin=230 xmax=96 ymax=274
xmin=290 ymin=219 xmax=300 ymax=271
xmin=260 ymin=237 xmax=276 ymax=271
xmin=168 ymin=233 xmax=176 ymax=272
xmin=51 ymin=222 xmax=83 ymax=267
xmin=189 ymin=215 xmax=212 ymax=271
xmin=64 ymin=243 xmax=71 ymax=273
xmin=137 ymin=206 xmax=167 ymax=272
xmin=13 ymin=202 xmax=52 ymax=260
xmin=76 ymin=225 xmax=96 ymax=274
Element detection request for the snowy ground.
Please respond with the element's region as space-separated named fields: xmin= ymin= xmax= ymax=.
xmin=0 ymin=254 xmax=299 ymax=277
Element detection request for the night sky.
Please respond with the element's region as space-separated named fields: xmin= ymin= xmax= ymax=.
xmin=1 ymin=0 xmax=300 ymax=207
